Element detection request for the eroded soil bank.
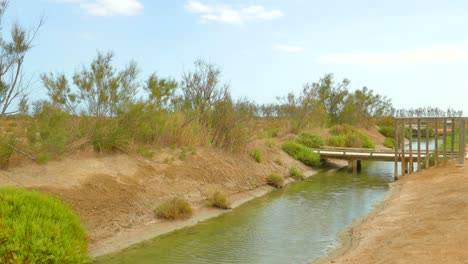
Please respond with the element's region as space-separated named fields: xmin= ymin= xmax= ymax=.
xmin=317 ymin=161 xmax=468 ymax=264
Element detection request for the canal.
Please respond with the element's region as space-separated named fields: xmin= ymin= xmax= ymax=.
xmin=95 ymin=161 xmax=394 ymax=264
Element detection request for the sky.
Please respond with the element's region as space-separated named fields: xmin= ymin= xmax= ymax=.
xmin=5 ymin=0 xmax=468 ymax=113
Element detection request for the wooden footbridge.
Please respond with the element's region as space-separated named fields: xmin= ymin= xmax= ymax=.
xmin=313 ymin=117 xmax=467 ymax=179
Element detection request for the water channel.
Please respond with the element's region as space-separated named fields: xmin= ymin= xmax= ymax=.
xmin=95 ymin=160 xmax=395 ymax=264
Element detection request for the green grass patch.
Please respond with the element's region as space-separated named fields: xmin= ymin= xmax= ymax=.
xmin=0 ymin=187 xmax=89 ymax=263
xmin=296 ymin=132 xmax=324 ymax=148
xmin=289 ymin=166 xmax=305 ymax=180
xmin=378 ymin=126 xmax=394 ymax=138
xmin=383 ymin=138 xmax=395 ymax=148
xmin=208 ymin=191 xmax=231 ymax=209
xmin=249 ymin=148 xmax=262 ymax=163
xmin=327 ymin=125 xmax=375 ymax=149
xmin=281 ymin=142 xmax=321 ymax=167
xmin=155 ymin=197 xmax=193 ymax=220
xmin=266 ymin=173 xmax=284 ymax=188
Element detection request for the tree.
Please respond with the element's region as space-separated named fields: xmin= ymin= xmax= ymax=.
xmin=0 ymin=1 xmax=43 ymax=116
xmin=181 ymin=59 xmax=229 ymax=124
xmin=72 ymin=52 xmax=138 ymax=117
xmin=309 ymin=74 xmax=349 ymax=125
xmin=144 ymin=73 xmax=178 ymax=111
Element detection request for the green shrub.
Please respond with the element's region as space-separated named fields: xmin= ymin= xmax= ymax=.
xmin=327 ymin=126 xmax=375 ymax=149
xmin=265 ymin=128 xmax=280 ymax=138
xmin=378 ymin=126 xmax=394 ymax=138
xmin=359 ymin=135 xmax=375 ymax=148
xmin=383 ymin=138 xmax=395 ymax=148
xmin=155 ymin=197 xmax=193 ymax=220
xmin=0 ymin=187 xmax=89 ymax=263
xmin=329 ymin=125 xmax=354 ymax=136
xmin=208 ymin=191 xmax=231 ymax=209
xmin=296 ymin=133 xmax=324 ymax=148
xmin=267 ymin=173 xmax=284 ymax=188
xmin=249 ymin=148 xmax=262 ymax=162
xmin=36 ymin=152 xmax=51 ymax=165
xmin=281 ymin=142 xmax=321 ymax=167
xmin=289 ymin=166 xmax=305 ymax=180
xmin=327 ymin=135 xmax=346 ymax=147
xmin=0 ymin=136 xmax=17 ymax=168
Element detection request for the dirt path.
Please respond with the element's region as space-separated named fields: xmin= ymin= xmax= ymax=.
xmin=320 ymin=162 xmax=468 ymax=264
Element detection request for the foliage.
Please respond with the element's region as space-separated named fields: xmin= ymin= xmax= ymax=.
xmin=289 ymin=166 xmax=305 ymax=180
xmin=0 ymin=187 xmax=89 ymax=263
xmin=0 ymin=135 xmax=16 ymax=168
xmin=378 ymin=126 xmax=394 ymax=138
xmin=208 ymin=191 xmax=231 ymax=209
xmin=383 ymin=137 xmax=395 ymax=148
xmin=266 ymin=173 xmax=284 ymax=188
xmin=296 ymin=132 xmax=324 ymax=148
xmin=327 ymin=125 xmax=375 ymax=148
xmin=155 ymin=197 xmax=193 ymax=220
xmin=281 ymin=142 xmax=321 ymax=167
xmin=249 ymin=148 xmax=262 ymax=163
xmin=0 ymin=1 xmax=43 ymax=116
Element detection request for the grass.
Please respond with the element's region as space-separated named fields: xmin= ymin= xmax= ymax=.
xmin=383 ymin=137 xmax=395 ymax=148
xmin=378 ymin=126 xmax=394 ymax=138
xmin=289 ymin=166 xmax=305 ymax=180
xmin=208 ymin=191 xmax=231 ymax=209
xmin=327 ymin=125 xmax=375 ymax=149
xmin=155 ymin=197 xmax=193 ymax=220
xmin=296 ymin=132 xmax=323 ymax=148
xmin=281 ymin=142 xmax=321 ymax=167
xmin=0 ymin=187 xmax=89 ymax=264
xmin=249 ymin=148 xmax=262 ymax=163
xmin=0 ymin=135 xmax=17 ymax=168
xmin=266 ymin=173 xmax=284 ymax=188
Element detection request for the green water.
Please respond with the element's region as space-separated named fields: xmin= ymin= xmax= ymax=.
xmin=95 ymin=162 xmax=393 ymax=264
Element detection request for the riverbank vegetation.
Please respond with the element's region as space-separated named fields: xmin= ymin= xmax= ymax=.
xmin=0 ymin=187 xmax=89 ymax=263
xmin=154 ymin=197 xmax=193 ymax=220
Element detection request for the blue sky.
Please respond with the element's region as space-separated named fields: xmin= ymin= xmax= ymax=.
xmin=6 ymin=0 xmax=468 ymax=113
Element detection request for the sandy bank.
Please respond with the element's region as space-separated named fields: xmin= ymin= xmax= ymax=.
xmin=316 ymin=161 xmax=468 ymax=264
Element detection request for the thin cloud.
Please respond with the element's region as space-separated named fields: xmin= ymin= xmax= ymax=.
xmin=273 ymin=44 xmax=305 ymax=53
xmin=63 ymin=0 xmax=143 ymax=16
xmin=318 ymin=42 xmax=468 ymax=65
xmin=184 ymin=1 xmax=283 ymax=25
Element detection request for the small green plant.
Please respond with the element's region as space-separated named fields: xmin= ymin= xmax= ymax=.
xmin=274 ymin=158 xmax=283 ymax=166
xmin=267 ymin=173 xmax=284 ymax=188
xmin=137 ymin=146 xmax=154 ymax=158
xmin=296 ymin=133 xmax=324 ymax=148
xmin=0 ymin=187 xmax=89 ymax=263
xmin=265 ymin=139 xmax=276 ymax=148
xmin=208 ymin=191 xmax=231 ymax=209
xmin=289 ymin=166 xmax=305 ymax=180
xmin=249 ymin=148 xmax=262 ymax=163
xmin=0 ymin=135 xmax=17 ymax=168
xmin=179 ymin=148 xmax=187 ymax=160
xmin=383 ymin=137 xmax=395 ymax=148
xmin=155 ymin=197 xmax=193 ymax=220
xmin=281 ymin=142 xmax=321 ymax=167
xmin=36 ymin=152 xmax=51 ymax=165
xmin=378 ymin=126 xmax=394 ymax=138
xmin=265 ymin=128 xmax=280 ymax=138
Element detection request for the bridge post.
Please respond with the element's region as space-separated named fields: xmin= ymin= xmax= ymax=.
xmin=417 ymin=119 xmax=421 ymax=171
xmin=458 ymin=118 xmax=466 ymax=166
xmin=425 ymin=118 xmax=429 ymax=169
xmin=401 ymin=119 xmax=406 ymax=175
xmin=434 ymin=119 xmax=439 ymax=166
xmin=443 ymin=119 xmax=447 ymax=165
xmin=394 ymin=118 xmax=399 ymax=179
xmin=357 ymin=160 xmax=362 ymax=173
xmin=451 ymin=117 xmax=455 ymax=160
xmin=409 ymin=119 xmax=413 ymax=174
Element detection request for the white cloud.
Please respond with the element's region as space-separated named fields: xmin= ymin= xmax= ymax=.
xmin=184 ymin=1 xmax=283 ymax=25
xmin=64 ymin=0 xmax=143 ymax=16
xmin=273 ymin=44 xmax=305 ymax=53
xmin=318 ymin=42 xmax=468 ymax=65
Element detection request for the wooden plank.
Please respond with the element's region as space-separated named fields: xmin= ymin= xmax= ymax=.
xmin=451 ymin=117 xmax=455 ymax=160
xmin=394 ymin=118 xmax=399 ymax=178
xmin=459 ymin=118 xmax=466 ymax=165
xmin=443 ymin=119 xmax=447 ymax=165
xmin=401 ymin=119 xmax=406 ymax=174
xmin=435 ymin=119 xmax=439 ymax=166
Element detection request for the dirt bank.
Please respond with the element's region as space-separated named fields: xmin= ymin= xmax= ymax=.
xmin=317 ymin=161 xmax=468 ymax=264
xmin=0 ymin=141 xmax=318 ymax=257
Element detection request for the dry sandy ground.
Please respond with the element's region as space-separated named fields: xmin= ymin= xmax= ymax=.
xmin=319 ymin=161 xmax=468 ymax=264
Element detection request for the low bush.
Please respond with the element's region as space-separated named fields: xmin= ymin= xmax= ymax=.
xmin=289 ymin=166 xmax=305 ymax=180
xmin=0 ymin=187 xmax=89 ymax=263
xmin=378 ymin=126 xmax=394 ymax=138
xmin=155 ymin=197 xmax=193 ymax=220
xmin=0 ymin=135 xmax=17 ymax=168
xmin=327 ymin=125 xmax=375 ymax=149
xmin=296 ymin=133 xmax=323 ymax=148
xmin=383 ymin=138 xmax=395 ymax=148
xmin=281 ymin=142 xmax=321 ymax=167
xmin=327 ymin=135 xmax=346 ymax=147
xmin=267 ymin=173 xmax=284 ymax=188
xmin=208 ymin=191 xmax=231 ymax=209
xmin=249 ymin=148 xmax=262 ymax=163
